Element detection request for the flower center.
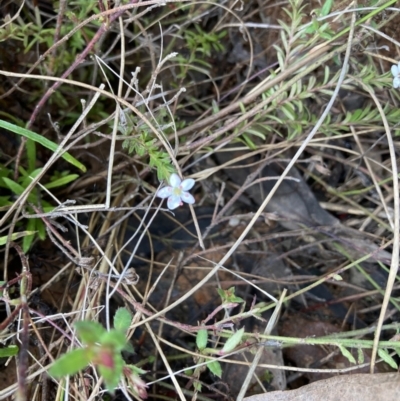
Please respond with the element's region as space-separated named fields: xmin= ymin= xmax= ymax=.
xmin=172 ymin=187 xmax=182 ymax=196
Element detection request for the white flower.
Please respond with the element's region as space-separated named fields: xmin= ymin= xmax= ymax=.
xmin=391 ymin=62 xmax=400 ymax=88
xmin=157 ymin=173 xmax=195 ymax=210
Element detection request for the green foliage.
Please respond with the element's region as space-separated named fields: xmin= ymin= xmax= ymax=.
xmin=206 ymin=360 xmax=222 ymax=378
xmin=320 ymin=0 xmax=334 ymax=17
xmin=217 ymin=286 xmax=245 ymax=305
xmin=0 ymin=345 xmax=19 ymax=358
xmin=114 ymin=307 xmax=132 ymax=332
xmin=377 ymin=348 xmax=398 ymax=369
xmin=190 ymin=289 xmax=247 ymax=392
xmin=49 ymin=348 xmax=92 ymax=377
xmin=221 ymin=328 xmax=245 ymax=354
xmin=0 ymin=120 xmax=85 ymax=252
xmin=337 ymin=344 xmax=356 ymax=364
xmin=185 ymin=25 xmax=226 ymax=58
xmin=0 ymin=231 xmax=37 ymax=246
xmin=48 ymin=308 xmax=144 ymax=394
xmin=120 ymin=109 xmax=176 ymax=181
xmin=0 ymin=1 xmax=97 ymax=72
xmin=64 ymin=0 xmax=101 ymax=23
xmin=253 ymin=58 xmax=400 ymax=141
xmin=237 ymin=0 xmax=400 ymax=143
xmin=196 ymin=329 xmax=208 ymax=351
xmin=0 ymin=164 xmax=79 ymax=253
xmin=0 ymin=120 xmax=86 ymax=172
xmin=174 ymin=25 xmax=226 ymax=79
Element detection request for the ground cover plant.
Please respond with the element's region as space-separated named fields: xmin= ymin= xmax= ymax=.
xmin=1 ymin=0 xmax=400 ymax=400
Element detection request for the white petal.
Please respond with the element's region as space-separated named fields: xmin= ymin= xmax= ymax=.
xmin=180 ymin=178 xmax=195 ymax=191
xmin=181 ymin=191 xmax=195 ymax=204
xmin=169 ymin=173 xmax=181 ymax=188
xmin=394 ymin=77 xmax=400 ymax=89
xmin=391 ymin=64 xmax=399 ymax=77
xmin=157 ymin=186 xmax=172 ymax=199
xmin=167 ymin=195 xmax=181 ymax=210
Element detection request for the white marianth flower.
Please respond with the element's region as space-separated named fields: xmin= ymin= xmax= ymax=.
xmin=157 ymin=173 xmax=195 ymax=210
xmin=391 ymin=62 xmax=400 ymax=88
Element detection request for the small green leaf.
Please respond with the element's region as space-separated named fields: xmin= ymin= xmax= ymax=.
xmin=378 ymin=348 xmax=398 ymax=369
xmin=75 ymin=321 xmax=106 ymax=345
xmin=113 ymin=307 xmax=132 ymax=333
xmin=357 ymin=348 xmax=364 ymax=364
xmin=26 ymin=139 xmax=36 ymax=173
xmin=207 ymin=360 xmax=222 ymax=378
xmin=0 ymin=345 xmax=19 ymax=357
xmin=305 ymin=19 xmax=319 ymax=34
xmin=0 ymin=231 xmax=37 ymax=245
xmin=100 ymin=330 xmax=127 ymax=352
xmin=320 ymin=0 xmax=333 ymax=16
xmin=0 ymin=119 xmax=86 ymax=172
xmin=126 ymin=364 xmax=147 ymax=376
xmin=281 ymin=104 xmax=296 ymax=121
xmin=222 ymin=328 xmax=244 ymax=354
xmin=36 ymin=218 xmax=46 ymax=240
xmin=217 ymin=287 xmax=244 ymax=304
xmin=337 ymin=344 xmax=356 ymax=364
xmin=23 ymin=218 xmax=36 ymax=253
xmin=217 ymin=288 xmax=226 ymax=301
xmin=20 ymin=167 xmax=43 ymax=190
xmin=196 ymin=329 xmax=208 ymax=351
xmin=44 ymin=174 xmax=79 ymax=189
xmin=2 ymin=177 xmax=36 ymax=203
xmin=49 ymin=348 xmax=91 ymax=377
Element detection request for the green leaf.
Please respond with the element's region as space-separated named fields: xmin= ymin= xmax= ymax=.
xmin=217 ymin=288 xmax=226 ymax=301
xmin=2 ymin=177 xmax=36 ymax=203
xmin=241 ymin=134 xmax=257 ymax=150
xmin=0 ymin=231 xmax=37 ymax=245
xmin=113 ymin=307 xmax=132 ymax=333
xmin=100 ymin=330 xmax=127 ymax=352
xmin=26 ymin=139 xmax=36 ymax=173
xmin=75 ymin=321 xmax=106 ymax=345
xmin=49 ymin=348 xmax=91 ymax=377
xmin=357 ymin=348 xmax=364 ymax=364
xmin=0 ymin=119 xmax=86 ymax=172
xmin=196 ymin=329 xmax=208 ymax=351
xmin=20 ymin=167 xmax=43 ymax=189
xmin=36 ymin=218 xmax=46 ymax=240
xmin=44 ymin=174 xmax=79 ymax=189
xmin=221 ymin=328 xmax=244 ymax=354
xmin=207 ymin=360 xmax=222 ymax=378
xmin=321 ymin=0 xmax=333 ymax=17
xmin=378 ymin=348 xmax=398 ymax=369
xmin=0 ymin=345 xmax=19 ymax=357
xmin=125 ymin=364 xmax=147 ymax=376
xmin=23 ymin=218 xmax=36 ymax=253
xmin=337 ymin=344 xmax=356 ymax=364
xmin=217 ymin=286 xmax=245 ymax=304
xmin=281 ymin=104 xmax=296 ymax=121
